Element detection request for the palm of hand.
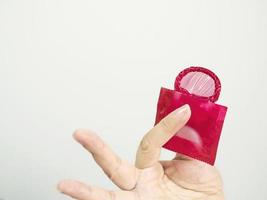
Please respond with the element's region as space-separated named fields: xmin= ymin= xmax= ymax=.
xmin=58 ymin=105 xmax=224 ymax=200
xmin=134 ymin=159 xmax=223 ymax=200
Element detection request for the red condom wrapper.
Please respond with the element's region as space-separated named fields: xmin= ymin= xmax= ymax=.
xmin=155 ymin=67 xmax=227 ymax=165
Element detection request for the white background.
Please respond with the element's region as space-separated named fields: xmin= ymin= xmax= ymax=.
xmin=0 ymin=0 xmax=267 ymax=199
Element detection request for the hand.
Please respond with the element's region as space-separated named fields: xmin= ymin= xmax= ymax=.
xmin=57 ymin=104 xmax=224 ymax=200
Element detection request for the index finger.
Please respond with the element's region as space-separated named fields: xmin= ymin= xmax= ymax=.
xmin=135 ymin=104 xmax=191 ymax=169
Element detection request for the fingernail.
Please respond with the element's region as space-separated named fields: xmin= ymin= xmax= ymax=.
xmin=57 ymin=181 xmax=64 ymax=192
xmin=172 ymin=104 xmax=191 ymax=119
xmin=57 ymin=180 xmax=74 ymax=193
xmin=73 ymin=130 xmax=104 ymax=150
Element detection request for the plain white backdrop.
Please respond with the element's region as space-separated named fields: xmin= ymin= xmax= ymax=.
xmin=0 ymin=0 xmax=267 ymax=199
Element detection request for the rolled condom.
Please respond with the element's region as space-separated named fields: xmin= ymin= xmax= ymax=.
xmin=155 ymin=66 xmax=227 ymax=165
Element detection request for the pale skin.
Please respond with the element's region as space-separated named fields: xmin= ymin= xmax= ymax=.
xmin=57 ymin=104 xmax=224 ymax=200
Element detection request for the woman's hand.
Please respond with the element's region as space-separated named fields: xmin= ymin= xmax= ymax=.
xmin=57 ymin=104 xmax=224 ymax=200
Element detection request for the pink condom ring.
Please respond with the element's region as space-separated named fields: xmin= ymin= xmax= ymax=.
xmin=155 ymin=66 xmax=227 ymax=165
xmin=174 ymin=66 xmax=221 ymax=102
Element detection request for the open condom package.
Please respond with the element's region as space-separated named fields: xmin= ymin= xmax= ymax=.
xmin=155 ymin=67 xmax=227 ymax=165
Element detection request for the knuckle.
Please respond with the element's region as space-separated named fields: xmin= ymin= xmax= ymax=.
xmin=139 ymin=137 xmax=152 ymax=153
xmin=108 ymin=156 xmax=123 ymax=180
xmin=109 ymin=191 xmax=117 ymax=200
xmin=91 ymin=142 xmax=106 ymax=157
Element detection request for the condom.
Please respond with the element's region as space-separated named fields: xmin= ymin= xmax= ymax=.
xmin=155 ymin=67 xmax=227 ymax=165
